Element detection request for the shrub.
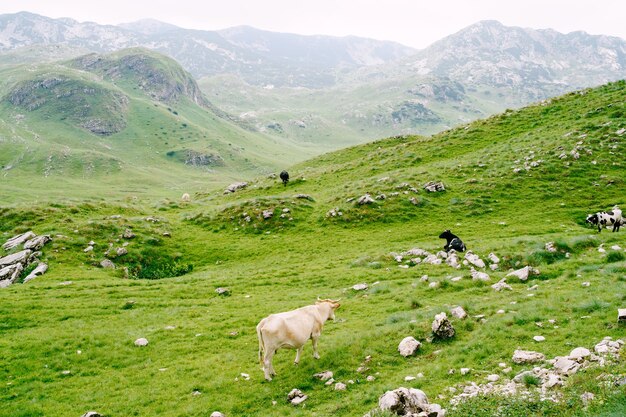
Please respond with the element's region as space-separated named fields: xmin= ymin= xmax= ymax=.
xmin=606 ymin=251 xmax=625 ymax=263
xmin=125 ymin=248 xmax=193 ymax=279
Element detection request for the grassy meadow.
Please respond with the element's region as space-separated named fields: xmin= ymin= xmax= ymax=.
xmin=1 ymin=81 xmax=626 ymax=416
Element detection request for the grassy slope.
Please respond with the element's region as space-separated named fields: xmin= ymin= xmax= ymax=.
xmin=0 ymin=81 xmax=625 ymax=417
xmin=0 ymin=56 xmax=317 ymax=203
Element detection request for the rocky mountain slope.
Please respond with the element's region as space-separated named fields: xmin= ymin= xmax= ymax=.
xmin=0 ymin=12 xmax=415 ymax=88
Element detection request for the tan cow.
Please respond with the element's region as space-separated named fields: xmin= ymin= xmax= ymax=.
xmin=257 ymin=299 xmax=340 ymax=381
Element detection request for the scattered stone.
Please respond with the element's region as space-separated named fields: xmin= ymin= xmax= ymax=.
xmin=378 ymin=387 xmax=445 ymax=417
xmin=487 ymin=374 xmax=500 ymax=382
xmin=335 ymin=382 xmax=347 ymax=391
xmin=424 ymin=181 xmax=445 ymax=192
xmin=460 ymin=368 xmax=471 ymax=375
xmin=450 ymin=306 xmax=467 ymax=319
xmin=134 ymin=338 xmax=149 ymax=347
xmin=428 ymin=281 xmax=439 ymax=289
xmin=215 ymin=287 xmax=230 ymax=296
xmin=569 ymin=347 xmax=591 ymax=361
xmin=581 ymin=281 xmax=590 ymax=287
xmin=398 ymin=336 xmax=422 ymax=357
xmin=23 ymin=235 xmax=51 ymax=251
xmin=100 ymin=259 xmax=115 ymax=269
xmin=512 ymin=349 xmax=545 ymax=364
xmin=533 ymin=335 xmax=546 ymax=342
xmin=465 ymin=251 xmax=486 ymax=268
xmin=0 ymin=249 xmax=32 ymax=267
xmin=357 ymin=194 xmax=375 ymax=205
xmin=314 ymin=371 xmax=333 ymax=381
xmin=366 ymin=375 xmax=376 ymax=382
xmin=432 ymin=312 xmax=455 ymax=339
xmin=2 ymin=231 xmax=36 ymax=251
xmin=210 ymin=412 xmax=225 ymax=417
xmin=491 ymin=279 xmax=512 ymax=291
xmin=580 ymin=392 xmax=595 ymax=406
xmin=488 ymin=253 xmax=500 ymax=264
xmin=224 ymin=182 xmax=248 ymax=194
xmin=553 ymin=357 xmax=580 ymax=375
xmin=545 ymin=242 xmax=557 ymax=253
xmin=123 ymin=229 xmax=135 ymax=239
xmin=84 ymin=245 xmax=94 ymax=252
xmin=404 ymin=376 xmax=416 ymax=381
xmin=528 ymin=284 xmax=539 ymax=291
xmin=288 ymin=388 xmax=307 ymax=405
xmin=23 ymin=263 xmax=48 ymax=283
xmin=470 ymin=268 xmax=490 ymax=281
xmin=618 ymin=309 xmax=626 ymax=322
xmin=507 ymin=266 xmax=532 ymax=281
xmin=497 ymin=309 xmax=505 ymax=314
xmin=116 ymin=247 xmax=128 ymax=257
xmin=352 ymin=283 xmax=368 ymax=291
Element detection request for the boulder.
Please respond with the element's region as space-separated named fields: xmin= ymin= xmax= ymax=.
xmin=224 ymin=182 xmax=248 ymax=194
xmin=379 ymin=387 xmax=429 ymax=415
xmin=569 ymin=347 xmax=591 ymax=361
xmin=2 ymin=231 xmax=36 ymax=251
xmin=470 ymin=268 xmax=490 ymax=281
xmin=100 ymin=259 xmax=115 ymax=269
xmin=0 ymin=263 xmax=23 ymax=284
xmin=450 ymin=306 xmax=467 ymax=319
xmin=553 ymin=357 xmax=580 ymax=375
xmin=23 ymin=263 xmax=48 ymax=283
xmin=618 ymin=309 xmax=626 ymax=322
xmin=134 ymin=338 xmax=149 ymax=347
xmin=398 ymin=336 xmax=422 ymax=357
xmin=487 ymin=253 xmax=500 ymax=264
xmin=0 ymin=249 xmax=32 ymax=267
xmin=507 ymin=266 xmax=539 ymax=281
xmin=23 ymin=235 xmax=51 ymax=250
xmin=287 ymin=388 xmax=307 ymax=405
xmin=512 ymin=349 xmax=545 ymax=364
xmin=432 ymin=312 xmax=455 ymax=339
xmin=357 ymin=194 xmax=375 ymax=205
xmin=465 ymin=251 xmax=485 ymax=268
xmin=423 ymin=181 xmax=445 ymax=192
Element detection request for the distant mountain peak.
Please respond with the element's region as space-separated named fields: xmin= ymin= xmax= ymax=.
xmin=117 ymin=18 xmax=180 ymax=35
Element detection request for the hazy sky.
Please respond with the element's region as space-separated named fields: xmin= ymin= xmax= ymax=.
xmin=3 ymin=0 xmax=625 ymax=48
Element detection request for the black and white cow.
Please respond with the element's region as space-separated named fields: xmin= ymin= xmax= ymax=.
xmin=439 ymin=230 xmax=466 ymax=252
xmin=586 ymin=206 xmax=623 ymax=232
xmin=280 ymin=170 xmax=289 ymax=186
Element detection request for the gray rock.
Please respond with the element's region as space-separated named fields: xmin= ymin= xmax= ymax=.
xmin=465 ymin=251 xmax=486 ymax=268
xmin=0 ymin=249 xmax=32 ymax=267
xmin=23 ymin=263 xmax=48 ymax=283
xmin=23 ymin=235 xmax=51 ymax=250
xmin=618 ymin=308 xmax=626 ymax=322
xmin=2 ymin=231 xmax=36 ymax=251
xmin=0 ymin=263 xmax=23 ymax=284
xmin=224 ymin=182 xmax=248 ymax=194
xmin=357 ymin=194 xmax=375 ymax=205
xmin=470 ymin=267 xmax=490 ymax=281
xmin=569 ymin=347 xmax=591 ymax=361
xmin=335 ymin=382 xmax=347 ymax=391
xmin=379 ymin=387 xmax=430 ymax=415
xmin=215 ymin=287 xmax=230 ymax=295
xmin=116 ymin=247 xmax=128 ymax=257
xmin=423 ymin=181 xmax=445 ymax=192
xmin=210 ymin=412 xmax=225 ymax=417
xmin=262 ymin=209 xmax=274 ymax=219
xmin=432 ymin=312 xmax=455 ymax=339
xmin=314 ymin=370 xmax=334 ymax=381
xmin=288 ymin=388 xmax=307 ymax=405
xmin=491 ymin=279 xmax=512 ymax=291
xmin=123 ymin=229 xmax=135 ymax=239
xmin=100 ymin=259 xmax=115 ymax=269
xmin=450 ymin=306 xmax=467 ymax=319
xmin=580 ymin=392 xmax=595 ymax=406
xmin=398 ymin=336 xmax=422 ymax=357
xmin=512 ymin=349 xmax=545 ymax=364
xmin=134 ymin=337 xmax=149 ymax=347
xmin=352 ymin=283 xmax=368 ymax=291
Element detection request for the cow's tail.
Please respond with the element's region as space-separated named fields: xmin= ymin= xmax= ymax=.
xmin=257 ymin=319 xmax=265 ymax=366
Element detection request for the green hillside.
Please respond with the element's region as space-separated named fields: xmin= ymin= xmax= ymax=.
xmin=0 ymin=49 xmax=316 ymax=203
xmin=0 ymin=81 xmax=625 ymax=417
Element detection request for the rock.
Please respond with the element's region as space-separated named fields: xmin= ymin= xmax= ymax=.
xmin=594 ymin=337 xmax=623 ymax=356
xmin=507 ymin=266 xmax=531 ymax=281
xmin=543 ymin=372 xmax=563 ymax=389
xmin=569 ymin=347 xmax=591 ymax=361
xmin=487 ymin=374 xmax=499 ymax=382
xmin=424 ymin=181 xmax=445 ymax=192
xmin=262 ymin=209 xmax=274 ymax=219
xmin=81 ymin=412 xmax=102 ymax=417
xmin=314 ymin=370 xmax=333 ymax=381
xmin=224 ymin=182 xmax=248 ymax=194
xmin=618 ymin=308 xmax=626 ymax=322
xmin=288 ymin=388 xmax=307 ymax=405
xmin=406 ymin=248 xmax=430 ymax=257
xmin=512 ymin=349 xmax=545 ymax=364
xmin=357 ymin=194 xmax=375 ymax=205
xmin=465 ymin=251 xmax=485 ymax=268
xmin=23 ymin=263 xmax=48 ymax=283
xmin=215 ymin=287 xmax=230 ymax=296
xmin=366 ymin=375 xmax=376 ymax=382
xmin=23 ymin=235 xmax=51 ymax=250
xmin=116 ymin=247 xmax=128 ymax=257
xmin=379 ymin=387 xmax=430 ymax=415
xmin=432 ymin=312 xmax=455 ymax=339
xmin=100 ymin=259 xmax=115 ymax=269
xmin=0 ymin=263 xmax=23 ymax=285
xmin=580 ymin=392 xmax=595 ymax=406
xmin=398 ymin=336 xmax=422 ymax=357
xmin=428 ymin=281 xmax=439 ymax=289
xmin=553 ymin=357 xmax=580 ymax=375
xmin=533 ymin=335 xmax=545 ymax=342
xmin=450 ymin=306 xmax=467 ymax=319
xmin=545 ymin=242 xmax=557 ymax=253
xmin=470 ymin=268 xmax=490 ymax=281
xmin=352 ymin=283 xmax=368 ymax=291
xmin=488 ymin=253 xmax=500 ymax=264
xmin=0 ymin=249 xmax=32 ymax=267
xmin=123 ymin=229 xmax=135 ymax=239
xmin=460 ymin=368 xmax=471 ymax=375
xmin=84 ymin=245 xmax=94 ymax=252
xmin=134 ymin=338 xmax=149 ymax=347
xmin=181 ymin=193 xmax=191 ymax=202
xmin=335 ymin=382 xmax=347 ymax=391
xmin=582 ymin=281 xmax=590 ymax=287
xmin=2 ymin=231 xmax=36 ymax=251
xmin=404 ymin=376 xmax=416 ymax=381
xmin=423 ymin=254 xmax=442 ymax=265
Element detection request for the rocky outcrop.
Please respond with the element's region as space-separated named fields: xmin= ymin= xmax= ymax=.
xmin=373 ymin=387 xmax=446 ymax=417
xmin=398 ymin=337 xmax=421 ymax=357
xmin=432 ymin=312 xmax=455 ymax=339
xmin=0 ymin=231 xmax=51 ymax=287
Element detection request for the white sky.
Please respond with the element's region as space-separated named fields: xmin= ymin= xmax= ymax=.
xmin=2 ymin=0 xmax=625 ymax=48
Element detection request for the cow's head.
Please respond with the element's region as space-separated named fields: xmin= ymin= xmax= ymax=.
xmin=317 ymin=298 xmax=341 ymax=321
xmin=439 ymin=229 xmax=452 ymax=239
xmin=586 ymin=214 xmax=598 ymax=225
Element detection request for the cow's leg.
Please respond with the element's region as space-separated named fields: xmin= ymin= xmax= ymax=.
xmin=294 ymin=346 xmax=303 ymax=365
xmin=311 ymin=336 xmax=320 ymax=359
xmin=263 ymin=348 xmax=276 ymax=381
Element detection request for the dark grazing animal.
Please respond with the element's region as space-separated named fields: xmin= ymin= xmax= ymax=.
xmin=586 ymin=206 xmax=623 ymax=233
xmin=280 ymin=170 xmax=289 ymax=186
xmin=439 ymin=230 xmax=466 ymax=252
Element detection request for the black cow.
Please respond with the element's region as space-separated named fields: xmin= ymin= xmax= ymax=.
xmin=439 ymin=230 xmax=466 ymax=252
xmin=280 ymin=170 xmax=289 ymax=186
